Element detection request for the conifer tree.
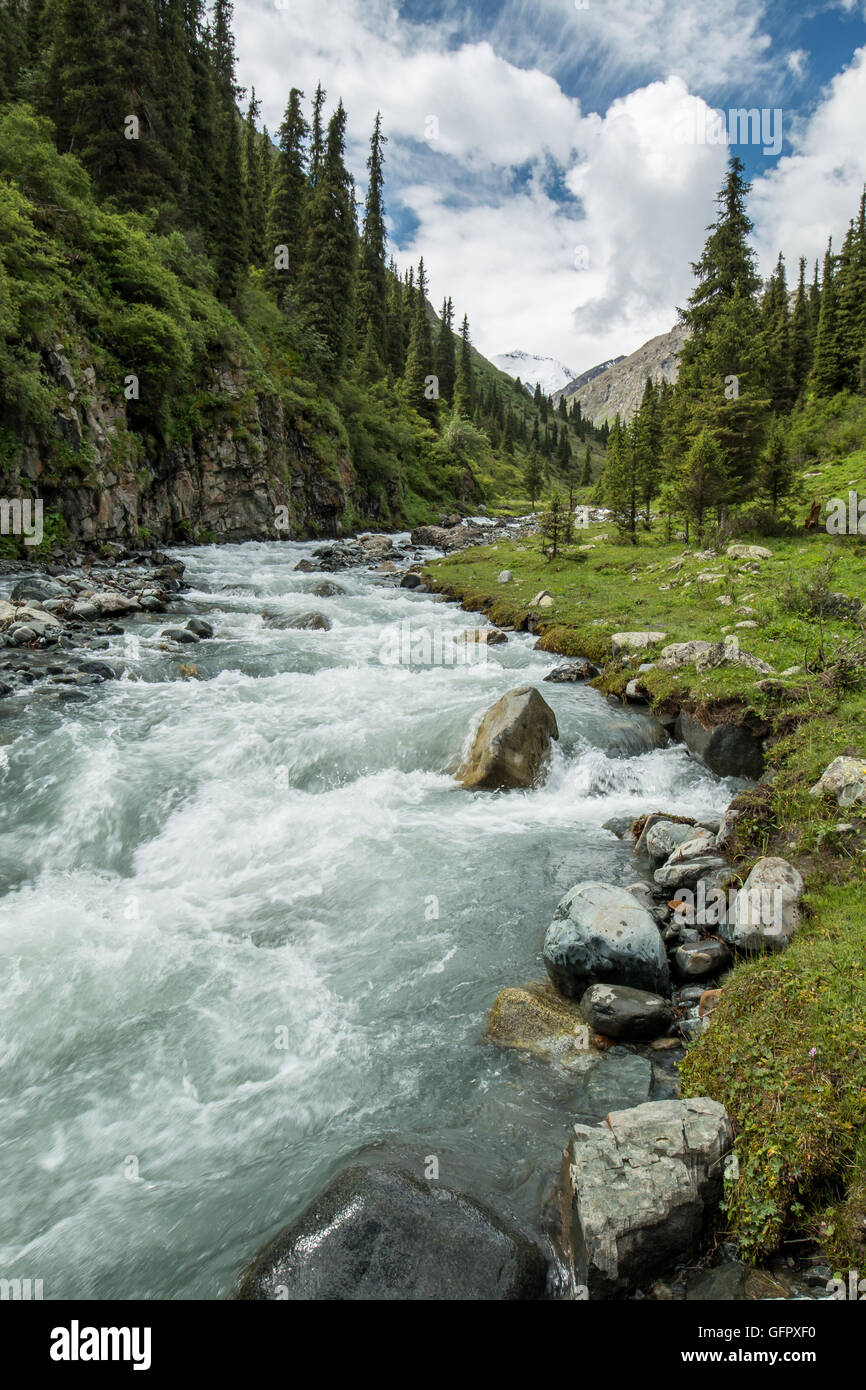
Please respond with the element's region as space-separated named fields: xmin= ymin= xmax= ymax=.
xmin=453 ymin=314 xmax=473 ymax=417
xmin=434 ymin=297 xmax=456 ymax=404
xmin=300 ymin=99 xmax=357 ymax=374
xmin=242 ymin=89 xmax=265 ymax=268
xmin=266 ymin=87 xmax=308 ymax=301
xmin=756 ymin=416 xmax=794 ymax=515
xmin=790 ymin=257 xmax=814 ymax=395
xmin=811 ymin=240 xmax=844 ymax=396
xmin=524 ymin=447 xmax=543 ymax=510
xmin=356 ymin=112 xmax=388 ymax=357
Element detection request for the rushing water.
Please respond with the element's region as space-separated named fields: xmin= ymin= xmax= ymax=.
xmin=0 ymin=538 xmax=742 ymax=1298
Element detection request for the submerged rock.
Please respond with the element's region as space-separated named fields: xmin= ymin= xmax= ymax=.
xmin=236 ymin=1165 xmax=549 ymax=1301
xmin=457 ymin=686 xmax=558 ymax=792
xmin=556 ymin=1098 xmax=732 ymax=1297
xmin=543 ymin=658 xmax=600 ymax=683
xmin=485 ymin=980 xmax=590 ymax=1065
xmin=543 ymin=882 xmax=670 ymax=999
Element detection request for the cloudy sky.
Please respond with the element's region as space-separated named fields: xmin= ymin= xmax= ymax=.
xmin=234 ymin=0 xmax=866 ymax=375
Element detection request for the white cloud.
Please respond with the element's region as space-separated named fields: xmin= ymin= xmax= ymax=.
xmin=751 ymin=46 xmax=866 ymax=277
xmin=232 ymin=2 xmax=866 ymax=376
xmin=397 ymin=80 xmax=730 ymax=369
xmin=488 ymin=0 xmax=776 ymax=96
xmin=787 ymin=49 xmax=808 ymax=78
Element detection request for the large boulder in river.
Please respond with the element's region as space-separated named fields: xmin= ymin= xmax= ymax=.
xmin=578 ymin=983 xmax=674 ymax=1041
xmin=543 ymin=882 xmax=670 ymax=998
xmin=236 ymin=1166 xmax=548 ymax=1300
xmin=556 ymin=1098 xmax=732 ymax=1297
xmin=457 ymin=686 xmax=558 ymax=791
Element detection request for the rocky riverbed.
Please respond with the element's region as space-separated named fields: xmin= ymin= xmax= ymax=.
xmin=0 ymin=523 xmax=845 ymax=1300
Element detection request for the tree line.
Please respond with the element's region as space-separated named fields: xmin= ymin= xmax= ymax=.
xmin=0 ymin=0 xmax=605 ymax=516
xmin=599 ymin=157 xmax=866 ymax=543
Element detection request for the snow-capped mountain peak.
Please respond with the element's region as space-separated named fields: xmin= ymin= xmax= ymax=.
xmin=492 ymin=350 xmax=576 ymax=397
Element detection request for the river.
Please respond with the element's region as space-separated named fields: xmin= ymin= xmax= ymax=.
xmin=0 ymin=537 xmax=741 ymax=1298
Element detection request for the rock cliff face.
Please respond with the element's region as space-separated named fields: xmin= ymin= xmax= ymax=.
xmin=8 ymin=339 xmax=356 ymax=547
xmin=557 ymin=325 xmax=688 ymax=425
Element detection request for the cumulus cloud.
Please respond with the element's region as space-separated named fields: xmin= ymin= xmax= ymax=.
xmin=751 ymin=46 xmax=866 ymax=277
xmin=231 ymin=1 xmax=866 ymax=375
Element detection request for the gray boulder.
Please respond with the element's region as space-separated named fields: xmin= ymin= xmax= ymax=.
xmin=579 ymin=983 xmax=674 ymax=1041
xmin=186 ymin=617 xmax=214 ymax=638
xmin=654 ymin=854 xmax=729 ymax=891
xmin=543 ymin=658 xmax=600 ymax=683
xmin=730 ymin=856 xmax=804 ymax=952
xmin=543 ymin=882 xmax=670 ymax=999
xmin=11 ymin=577 xmax=67 ymax=601
xmin=236 ymin=1166 xmax=548 ymax=1301
xmin=677 ymin=710 xmax=764 ymax=779
xmin=457 ymin=686 xmax=558 ymax=791
xmin=556 ymin=1098 xmax=732 ymax=1297
xmin=673 ymin=938 xmax=732 ymax=980
xmin=645 ymin=820 xmax=705 ymax=867
xmin=809 ymin=756 xmax=866 ymax=808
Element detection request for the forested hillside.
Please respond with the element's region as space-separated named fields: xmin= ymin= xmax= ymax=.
xmin=595 ymin=158 xmax=866 ymax=544
xmin=0 ymin=0 xmax=604 ymax=547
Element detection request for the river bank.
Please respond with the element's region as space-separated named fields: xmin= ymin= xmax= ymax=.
xmin=423 ymin=519 xmax=866 ymax=1277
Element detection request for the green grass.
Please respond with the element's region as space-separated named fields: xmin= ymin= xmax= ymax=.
xmin=426 ymin=508 xmax=866 ymax=1268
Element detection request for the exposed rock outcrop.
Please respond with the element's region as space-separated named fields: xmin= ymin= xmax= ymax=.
xmin=555 ymin=1098 xmax=732 ymax=1297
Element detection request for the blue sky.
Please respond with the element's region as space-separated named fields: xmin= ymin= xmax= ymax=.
xmin=235 ymin=0 xmax=866 ymax=372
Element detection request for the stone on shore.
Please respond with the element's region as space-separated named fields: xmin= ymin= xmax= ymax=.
xmin=645 ymin=820 xmax=705 ymax=866
xmin=236 ymin=1165 xmax=549 ymax=1301
xmin=543 ymin=882 xmax=670 ymax=999
xmin=677 ymin=709 xmax=764 ymax=780
xmin=809 ymin=755 xmax=866 ymax=808
xmin=556 ymin=1098 xmax=732 ymax=1297
xmin=610 ymin=631 xmax=667 ymax=655
xmin=543 ymin=658 xmax=600 ymax=683
xmin=730 ymin=856 xmax=804 ymax=952
xmin=457 ymin=686 xmax=558 ymax=791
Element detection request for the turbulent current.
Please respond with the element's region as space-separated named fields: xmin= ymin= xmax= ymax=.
xmin=0 ymin=538 xmax=741 ymax=1298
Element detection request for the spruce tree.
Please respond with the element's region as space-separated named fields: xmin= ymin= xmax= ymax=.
xmin=790 ymin=257 xmax=814 ymax=396
xmin=434 ymin=297 xmax=456 ymax=404
xmin=402 ymin=258 xmax=437 ymax=424
xmin=242 ymin=89 xmax=265 ymax=268
xmin=356 ymin=112 xmax=388 ymax=358
xmin=266 ymin=87 xmax=308 ymax=301
xmin=756 ymin=417 xmax=794 ymax=515
xmin=811 ymin=240 xmax=844 ymax=396
xmin=453 ymin=313 xmax=473 ymax=417
xmin=300 ymin=99 xmax=357 ymax=375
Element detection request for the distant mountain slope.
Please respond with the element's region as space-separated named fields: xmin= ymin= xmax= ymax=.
xmin=556 ymin=326 xmax=688 ymax=423
xmin=492 ymin=350 xmax=577 ymax=396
